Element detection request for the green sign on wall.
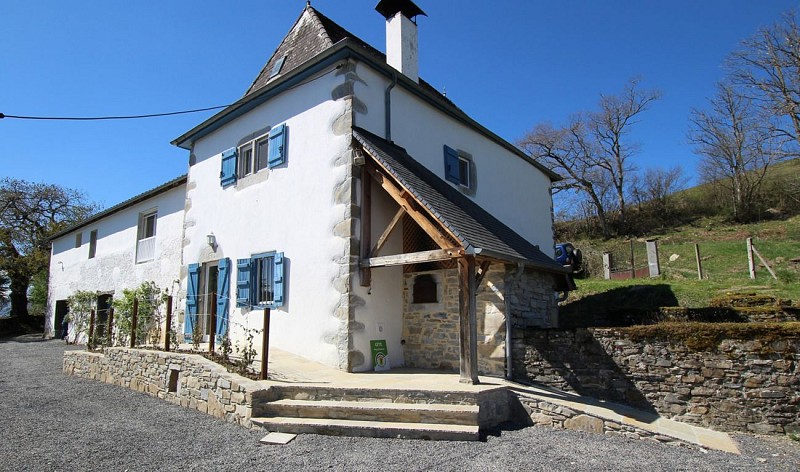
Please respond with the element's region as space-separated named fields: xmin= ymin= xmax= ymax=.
xmin=370 ymin=339 xmax=389 ymax=371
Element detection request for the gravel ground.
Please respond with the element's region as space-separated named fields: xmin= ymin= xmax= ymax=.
xmin=1 ymin=335 xmax=798 ymax=472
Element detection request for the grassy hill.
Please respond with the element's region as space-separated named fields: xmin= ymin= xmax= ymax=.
xmin=564 ymin=215 xmax=800 ymax=313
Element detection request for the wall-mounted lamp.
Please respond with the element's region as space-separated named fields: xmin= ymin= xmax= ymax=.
xmin=206 ymin=233 xmax=216 ymax=248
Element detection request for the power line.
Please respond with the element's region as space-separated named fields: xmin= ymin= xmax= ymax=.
xmin=0 ymin=104 xmax=230 ymax=121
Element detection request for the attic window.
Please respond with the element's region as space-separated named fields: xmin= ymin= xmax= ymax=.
xmin=269 ymin=55 xmax=287 ymax=79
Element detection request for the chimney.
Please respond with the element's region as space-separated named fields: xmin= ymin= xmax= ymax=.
xmin=375 ymin=0 xmax=427 ymax=83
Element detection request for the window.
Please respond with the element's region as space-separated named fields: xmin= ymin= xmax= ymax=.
xmin=237 ymin=251 xmax=285 ymax=309
xmin=412 ymin=274 xmax=438 ymax=304
xmin=219 ymin=123 xmax=288 ymax=188
xmin=269 ymin=55 xmax=287 ymax=79
xmin=88 ymin=230 xmax=98 ymax=259
xmin=443 ymin=145 xmax=473 ymax=189
xmin=75 ymin=233 xmax=82 ymax=248
xmin=136 ymin=210 xmax=157 ymax=263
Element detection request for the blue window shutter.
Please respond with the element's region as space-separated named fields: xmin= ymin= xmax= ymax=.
xmin=216 ymin=258 xmax=230 ymax=342
xmin=236 ymin=258 xmax=251 ymax=308
xmin=268 ymin=124 xmax=287 ymax=168
xmin=185 ymin=263 xmax=200 ymax=341
xmin=270 ymin=252 xmax=285 ymax=308
xmin=444 ymin=145 xmax=460 ymax=184
xmin=220 ymin=148 xmax=238 ymax=187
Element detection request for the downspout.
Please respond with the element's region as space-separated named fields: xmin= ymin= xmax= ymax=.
xmin=384 ymin=71 xmax=397 ymax=142
xmin=505 ymin=295 xmax=512 ymax=380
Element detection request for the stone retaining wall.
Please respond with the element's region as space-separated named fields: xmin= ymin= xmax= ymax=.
xmin=63 ymin=348 xmax=270 ymax=428
xmin=513 ymin=328 xmax=800 ymax=434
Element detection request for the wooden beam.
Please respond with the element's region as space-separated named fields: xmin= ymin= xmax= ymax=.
xmin=361 ymin=248 xmax=461 ymax=268
xmin=458 ymin=256 xmax=479 ymax=384
xmin=359 ymin=166 xmax=372 ymax=287
xmin=365 ymin=165 xmax=455 ymax=250
xmin=475 ymin=260 xmax=491 ymax=286
xmin=370 ymin=207 xmax=405 ymax=257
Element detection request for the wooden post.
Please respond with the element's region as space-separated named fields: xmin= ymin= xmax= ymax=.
xmin=209 ymin=304 xmax=216 ymax=354
xmin=359 ymin=166 xmax=372 ymax=287
xmin=694 ymin=244 xmax=703 ymax=280
xmin=130 ymin=297 xmax=138 ymax=348
xmin=747 ymin=237 xmax=756 ymax=279
xmin=261 ymin=308 xmax=271 ymax=380
xmin=457 ymin=256 xmax=479 ymax=384
xmin=107 ymin=307 xmax=114 ymax=347
xmin=629 ymin=240 xmax=636 ymax=279
xmin=88 ymin=309 xmax=96 ymax=350
xmin=164 ymin=295 xmax=173 ymax=352
xmin=751 ymin=245 xmax=779 ymax=281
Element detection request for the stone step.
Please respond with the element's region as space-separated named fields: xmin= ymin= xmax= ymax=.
xmin=259 ymin=399 xmax=479 ymax=425
xmin=251 ymin=416 xmax=480 ymax=441
xmin=269 ymin=385 xmax=479 ymax=405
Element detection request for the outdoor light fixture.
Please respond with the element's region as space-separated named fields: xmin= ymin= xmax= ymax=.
xmin=206 ymin=233 xmax=216 ymax=247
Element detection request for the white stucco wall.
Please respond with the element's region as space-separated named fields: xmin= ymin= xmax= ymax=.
xmin=352 ymin=63 xmax=556 ymax=256
xmin=47 ymin=184 xmax=186 ymax=338
xmin=182 ymin=65 xmax=351 ymax=368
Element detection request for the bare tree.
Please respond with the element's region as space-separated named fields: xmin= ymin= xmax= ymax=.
xmin=689 ymin=83 xmax=788 ymax=221
xmin=589 ymin=78 xmax=661 ymax=227
xmin=0 ymin=179 xmax=98 ymax=321
xmin=519 ymin=117 xmax=614 ymax=238
xmin=730 ymin=9 xmax=800 ymax=147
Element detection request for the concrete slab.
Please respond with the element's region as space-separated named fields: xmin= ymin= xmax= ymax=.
xmin=259 ymin=432 xmax=297 ymax=445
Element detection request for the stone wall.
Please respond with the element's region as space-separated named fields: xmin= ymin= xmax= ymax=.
xmin=513 ymin=328 xmax=800 ymax=434
xmin=63 ymin=348 xmax=271 ymax=428
xmin=506 ymin=266 xmax=559 ymax=329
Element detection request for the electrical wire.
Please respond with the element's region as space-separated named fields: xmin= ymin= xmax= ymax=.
xmin=0 ymin=105 xmax=230 ymax=121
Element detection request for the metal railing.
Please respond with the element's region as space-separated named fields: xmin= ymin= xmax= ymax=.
xmin=136 ymin=236 xmax=156 ymax=263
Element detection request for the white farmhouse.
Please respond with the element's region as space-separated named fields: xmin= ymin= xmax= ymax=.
xmin=47 ymin=0 xmax=571 ymax=383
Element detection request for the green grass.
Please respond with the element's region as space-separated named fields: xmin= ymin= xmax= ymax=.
xmin=567 ymin=215 xmax=800 ymax=308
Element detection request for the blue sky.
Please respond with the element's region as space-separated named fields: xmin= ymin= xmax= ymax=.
xmin=2 ymin=0 xmax=797 ymax=209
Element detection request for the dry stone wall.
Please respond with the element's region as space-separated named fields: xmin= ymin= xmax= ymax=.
xmin=513 ymin=328 xmax=800 ymax=434
xmin=63 ymin=348 xmax=271 ymax=429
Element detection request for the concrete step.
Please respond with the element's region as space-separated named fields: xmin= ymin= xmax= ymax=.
xmin=269 ymin=385 xmax=479 ymax=405
xmin=251 ymin=416 xmax=480 ymax=441
xmin=260 ymin=399 xmax=479 ymax=425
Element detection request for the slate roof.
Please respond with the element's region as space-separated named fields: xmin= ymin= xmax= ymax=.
xmin=353 ymin=127 xmax=568 ymax=275
xmin=244 ymin=6 xmax=459 ymax=110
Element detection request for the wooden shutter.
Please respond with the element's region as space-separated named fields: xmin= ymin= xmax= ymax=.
xmin=185 ymin=263 xmax=200 ymax=341
xmin=220 ymin=148 xmax=238 ymax=187
xmin=443 ymin=145 xmax=460 ymax=184
xmin=216 ymin=258 xmax=230 ymax=341
xmin=236 ymin=258 xmax=251 ymax=308
xmin=270 ymin=252 xmax=285 ymax=308
xmin=268 ymin=124 xmax=287 ymax=168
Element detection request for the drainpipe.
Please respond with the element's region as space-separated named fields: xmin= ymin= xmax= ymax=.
xmin=505 ymin=296 xmax=512 ymax=380
xmin=384 ymin=71 xmax=397 ymax=142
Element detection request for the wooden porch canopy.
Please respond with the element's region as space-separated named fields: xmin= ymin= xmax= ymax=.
xmin=352 ymin=128 xmax=571 ymax=385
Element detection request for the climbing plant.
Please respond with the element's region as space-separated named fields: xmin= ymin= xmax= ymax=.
xmin=112 ymin=281 xmax=167 ymax=347
xmin=66 ymin=290 xmax=97 ymax=346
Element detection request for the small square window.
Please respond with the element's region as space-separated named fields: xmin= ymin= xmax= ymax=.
xmin=238 ymin=144 xmax=253 ymax=178
xmin=269 ymin=55 xmax=287 ymax=79
xmin=255 ymin=136 xmax=270 ymax=172
xmin=457 ymin=156 xmax=470 ymax=188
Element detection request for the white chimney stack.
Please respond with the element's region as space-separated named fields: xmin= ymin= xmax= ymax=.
xmin=376 ymin=0 xmax=427 ymax=83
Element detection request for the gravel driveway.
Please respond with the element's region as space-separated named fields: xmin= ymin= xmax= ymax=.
xmin=1 ymin=335 xmax=798 ymax=472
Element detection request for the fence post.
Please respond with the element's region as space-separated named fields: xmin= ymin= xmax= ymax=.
xmin=646 ymin=239 xmax=660 ymax=277
xmin=629 ymin=240 xmax=636 ymax=279
xmin=130 ymin=297 xmax=138 ymax=348
xmin=747 ymin=238 xmax=756 ymax=279
xmin=602 ymin=252 xmax=612 ymax=280
xmin=261 ymin=308 xmax=271 ymax=380
xmin=164 ymin=295 xmax=173 ymax=352
xmin=694 ymin=244 xmax=703 ymax=280
xmin=88 ymin=309 xmax=96 ymax=350
xmin=107 ymin=307 xmax=114 ymax=347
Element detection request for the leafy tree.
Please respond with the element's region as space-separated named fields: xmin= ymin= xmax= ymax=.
xmin=0 ymin=178 xmax=98 ymax=321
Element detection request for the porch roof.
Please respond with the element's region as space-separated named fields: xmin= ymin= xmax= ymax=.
xmin=353 ymin=127 xmax=568 ymax=275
